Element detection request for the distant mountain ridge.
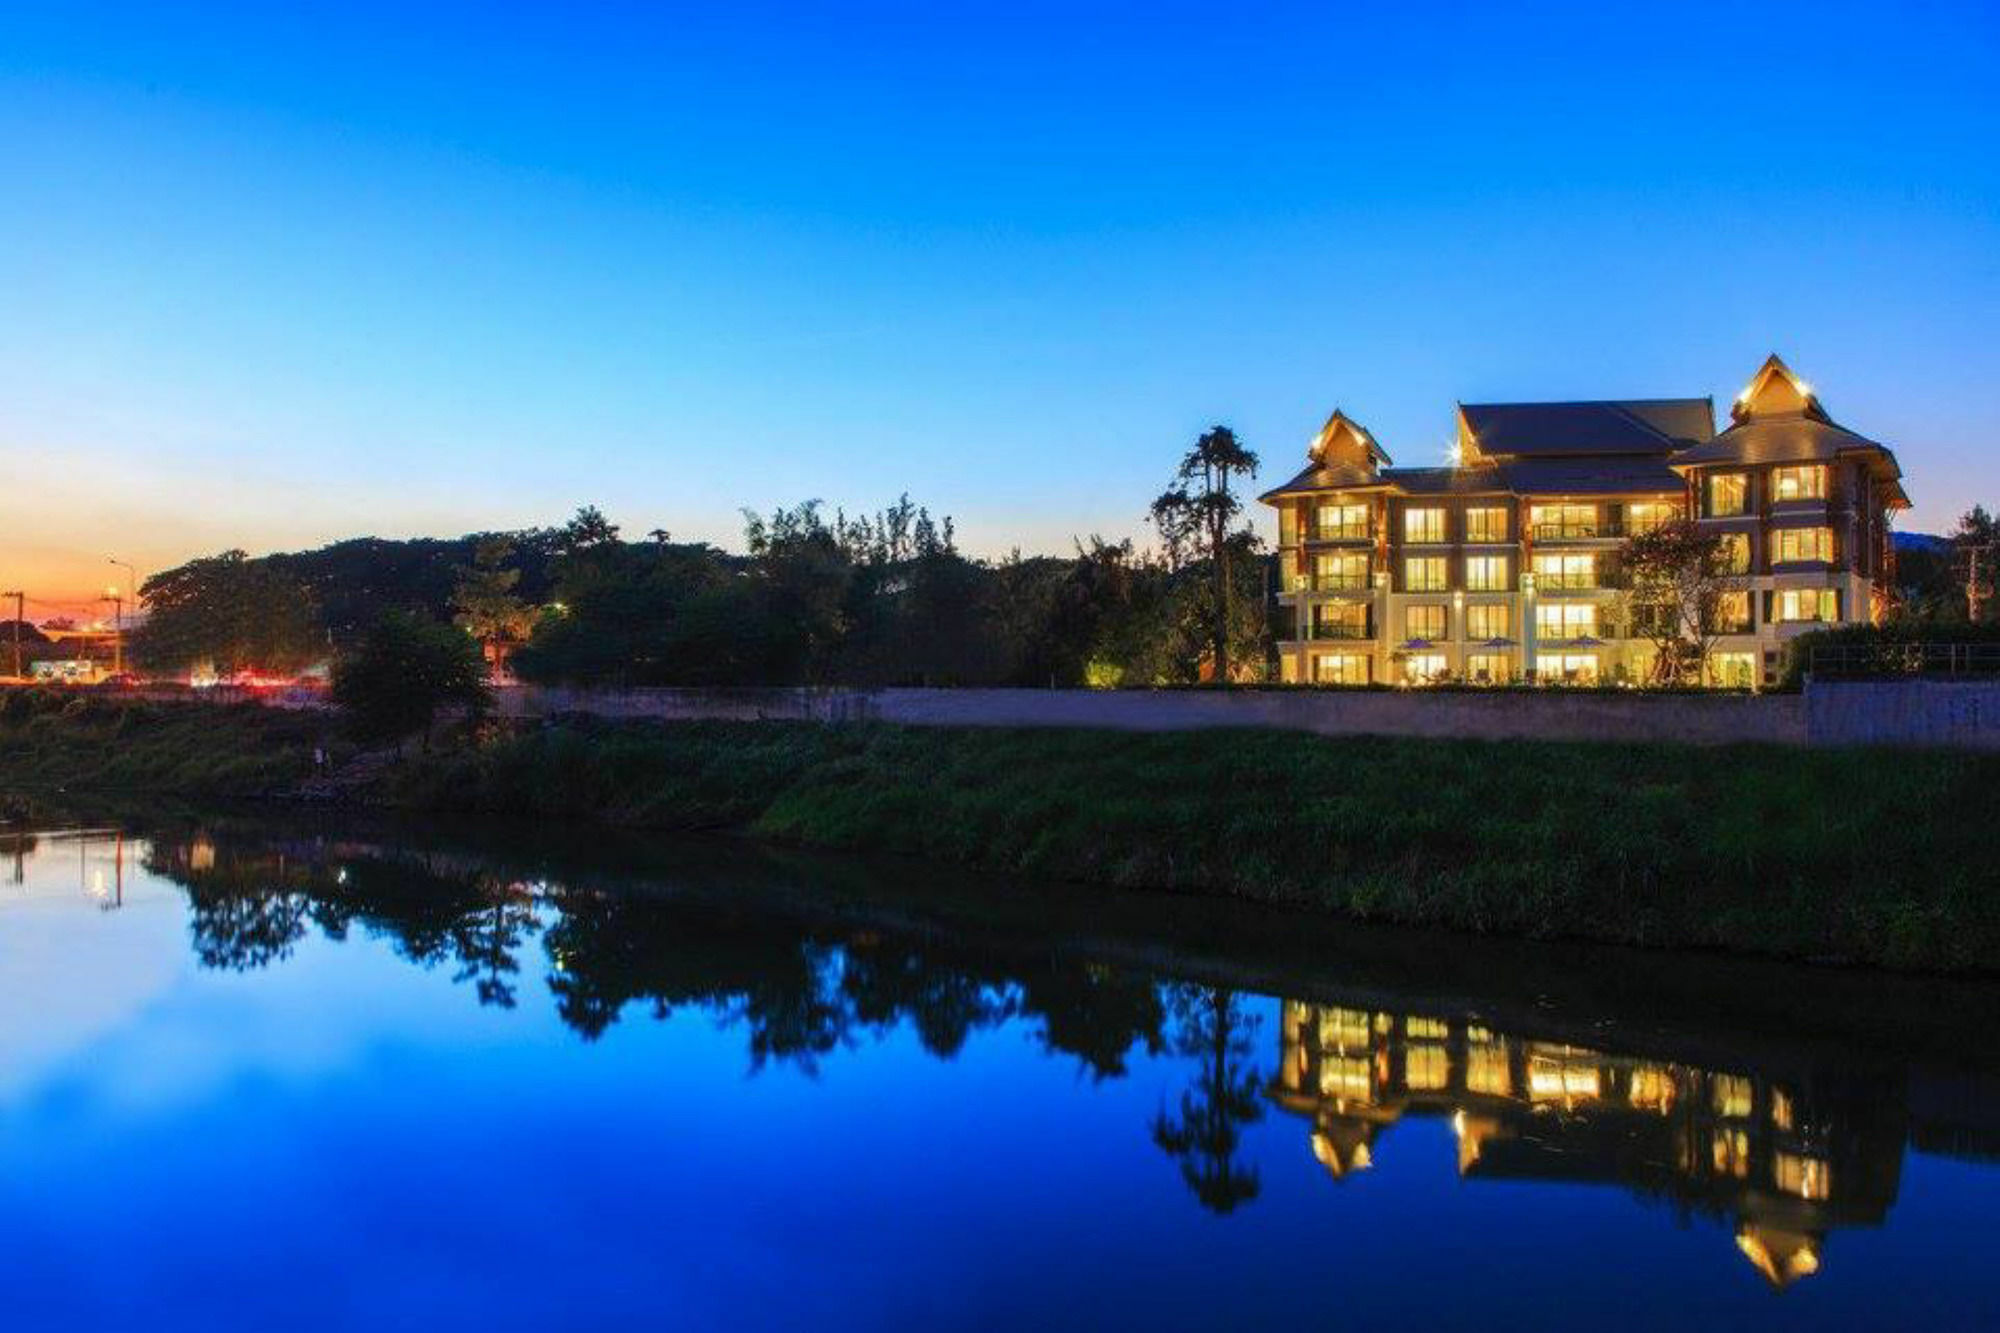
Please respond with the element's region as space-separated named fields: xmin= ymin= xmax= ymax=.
xmin=1894 ymin=531 xmax=1951 ymax=554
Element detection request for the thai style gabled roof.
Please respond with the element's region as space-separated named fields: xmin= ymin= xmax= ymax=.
xmin=1671 ymin=353 xmax=1910 ymax=508
xmin=1459 ymin=398 xmax=1715 ymax=460
xmin=1262 ymin=356 xmax=1907 ymax=508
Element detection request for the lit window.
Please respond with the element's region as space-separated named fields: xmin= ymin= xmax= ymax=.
xmin=1627 ymin=500 xmax=1680 ymax=534
xmin=1772 ymin=527 xmax=1833 ymax=564
xmin=1313 ymin=552 xmax=1369 ymax=590
xmin=1530 ymin=503 xmax=1598 ymax=538
xmin=1313 ymin=653 xmax=1369 ymax=684
xmin=1775 ymin=1152 xmax=1832 ymax=1201
xmin=1465 ymin=506 xmax=1509 ymax=542
xmin=1548 ymin=652 xmax=1599 ymax=683
xmin=1405 ymin=604 xmax=1446 ymax=642
xmin=1312 ymin=602 xmax=1370 ymax=638
xmin=1404 ymin=507 xmax=1446 ymax=543
xmin=1717 ymin=532 xmax=1752 ymax=574
xmin=1467 ymin=603 xmax=1511 ymax=640
xmin=1465 ymin=555 xmax=1509 ymax=591
xmin=1710 ymin=651 xmax=1757 ymax=687
xmin=1771 ymin=465 xmax=1827 ymax=501
xmin=1279 ymin=506 xmax=1300 ymax=546
xmin=1404 ymin=653 xmax=1448 ymax=683
xmin=1314 ymin=502 xmax=1370 ymax=540
xmin=1404 ymin=556 xmax=1448 ymax=591
xmin=1774 ymin=588 xmax=1839 ymax=623
xmin=1707 ymin=474 xmax=1748 ymax=517
xmin=1405 ymin=1044 xmax=1449 ymax=1091
xmin=1711 ymin=1075 xmax=1754 ymax=1118
xmin=1535 ymin=602 xmax=1597 ymax=640
xmin=1466 ymin=652 xmax=1510 ymax=683
xmin=1532 ymin=552 xmax=1596 ymax=590
xmin=1713 ymin=590 xmax=1752 ymax=633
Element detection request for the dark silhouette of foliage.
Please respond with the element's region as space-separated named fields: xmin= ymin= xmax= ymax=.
xmin=1152 ymin=984 xmax=1264 ymax=1213
xmin=331 ymin=610 xmax=490 ymax=744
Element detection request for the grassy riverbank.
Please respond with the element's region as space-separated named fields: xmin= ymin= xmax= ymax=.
xmin=0 ymin=690 xmax=330 ymax=801
xmin=5 ymin=692 xmax=1996 ymax=972
xmin=384 ymin=717 xmax=2000 ymax=972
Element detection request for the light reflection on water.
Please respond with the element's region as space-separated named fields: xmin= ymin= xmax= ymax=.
xmin=1 ymin=822 xmax=1996 ymax=1331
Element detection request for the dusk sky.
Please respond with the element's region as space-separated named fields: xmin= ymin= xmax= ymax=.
xmin=3 ymin=2 xmax=1997 ymax=611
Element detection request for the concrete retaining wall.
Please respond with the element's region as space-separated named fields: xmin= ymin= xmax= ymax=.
xmin=1805 ymin=679 xmax=2000 ymax=750
xmin=494 ymin=684 xmax=1812 ymax=747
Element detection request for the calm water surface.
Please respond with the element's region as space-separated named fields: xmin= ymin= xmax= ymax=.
xmin=1 ymin=819 xmax=1995 ymax=1331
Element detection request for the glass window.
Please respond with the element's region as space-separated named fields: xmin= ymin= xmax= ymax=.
xmin=1279 ymin=505 xmax=1299 ymax=546
xmin=1774 ymin=588 xmax=1839 ymax=623
xmin=1467 ymin=603 xmax=1511 ymax=640
xmin=1530 ymin=503 xmax=1599 ymax=538
xmin=1772 ymin=465 xmax=1827 ymax=501
xmin=1403 ymin=507 xmax=1446 ymax=543
xmin=1717 ymin=532 xmax=1752 ymax=574
xmin=1465 ymin=555 xmax=1509 ymax=591
xmin=1404 ymin=556 xmax=1448 ymax=591
xmin=1312 ymin=601 xmax=1370 ymax=638
xmin=1707 ymin=473 xmax=1748 ymax=517
xmin=1404 ymin=604 xmax=1446 ymax=642
xmin=1532 ymin=552 xmax=1596 ymax=590
xmin=1465 ymin=506 xmax=1509 ymax=542
xmin=1773 ymin=527 xmax=1833 ymax=564
xmin=1535 ymin=602 xmax=1597 ymax=640
xmin=1314 ymin=502 xmax=1370 ymax=540
xmin=1548 ymin=652 xmax=1599 ymax=683
xmin=1627 ymin=500 xmax=1679 ymax=534
xmin=1710 ymin=652 xmax=1757 ymax=688
xmin=1313 ymin=552 xmax=1369 ymax=590
xmin=1313 ymin=653 xmax=1370 ymax=684
xmin=1713 ymin=590 xmax=1752 ymax=633
xmin=1466 ymin=653 xmax=1511 ymax=683
xmin=1403 ymin=653 xmax=1448 ymax=683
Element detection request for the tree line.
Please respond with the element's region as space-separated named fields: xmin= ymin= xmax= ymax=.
xmin=129 ymin=429 xmax=1271 ymax=709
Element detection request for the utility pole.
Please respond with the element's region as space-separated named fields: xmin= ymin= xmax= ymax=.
xmin=3 ymin=590 xmax=21 ymax=680
xmin=1971 ymin=544 xmax=1996 ymax=624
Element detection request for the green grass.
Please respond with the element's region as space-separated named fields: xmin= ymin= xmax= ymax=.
xmin=388 ymin=718 xmax=2000 ymax=973
xmin=0 ymin=689 xmax=331 ymax=798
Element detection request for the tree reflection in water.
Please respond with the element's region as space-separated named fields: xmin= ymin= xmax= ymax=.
xmin=140 ymin=826 xmax=1970 ymax=1285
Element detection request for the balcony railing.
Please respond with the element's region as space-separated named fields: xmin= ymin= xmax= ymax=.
xmin=1290 ymin=573 xmax=1372 ymax=592
xmin=1531 ymin=521 xmax=1624 ymax=541
xmin=1533 ymin=573 xmax=1602 ymax=591
xmin=1308 ymin=524 xmax=1372 ymax=542
xmin=1306 ymin=624 xmax=1373 ymax=641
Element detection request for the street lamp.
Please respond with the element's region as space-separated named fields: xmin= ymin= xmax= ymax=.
xmin=101 ymin=587 xmax=124 ymax=677
xmin=108 ymin=558 xmax=138 ymax=680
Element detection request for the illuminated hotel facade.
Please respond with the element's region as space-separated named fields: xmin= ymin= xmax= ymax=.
xmin=1261 ymin=355 xmax=1909 ymax=688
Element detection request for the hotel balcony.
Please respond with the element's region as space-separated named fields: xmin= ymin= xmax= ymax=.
xmin=1304 ymin=524 xmax=1374 ymax=543
xmin=1530 ymin=521 xmax=1626 ymax=542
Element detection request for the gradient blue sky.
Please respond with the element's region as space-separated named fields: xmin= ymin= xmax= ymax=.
xmin=3 ymin=1 xmax=1996 ymax=604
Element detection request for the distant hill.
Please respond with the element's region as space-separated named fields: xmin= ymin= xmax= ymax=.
xmin=1895 ymin=531 xmax=1951 ymax=555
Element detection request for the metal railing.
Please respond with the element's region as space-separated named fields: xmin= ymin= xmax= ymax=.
xmin=1308 ymin=524 xmax=1372 ymax=542
xmin=1809 ymin=643 xmax=2000 ymax=679
xmin=1305 ymin=624 xmax=1373 ymax=641
xmin=1531 ymin=522 xmax=1624 ymax=541
xmin=1291 ymin=573 xmax=1371 ymax=592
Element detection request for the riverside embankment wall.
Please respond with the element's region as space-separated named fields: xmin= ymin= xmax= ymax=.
xmin=493 ymin=683 xmax=1813 ymax=746
xmin=490 ymin=680 xmax=2000 ymax=749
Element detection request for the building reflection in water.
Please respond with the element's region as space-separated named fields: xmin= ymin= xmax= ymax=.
xmin=1269 ymin=1001 xmax=1904 ymax=1288
xmin=124 ymin=828 xmax=1971 ymax=1292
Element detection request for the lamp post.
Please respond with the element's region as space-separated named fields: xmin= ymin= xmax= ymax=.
xmin=101 ymin=588 xmax=124 ymax=677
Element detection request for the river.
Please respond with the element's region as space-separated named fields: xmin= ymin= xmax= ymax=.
xmin=1 ymin=815 xmax=1995 ymax=1330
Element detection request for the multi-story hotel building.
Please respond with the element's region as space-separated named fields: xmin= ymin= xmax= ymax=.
xmin=1261 ymin=355 xmax=1909 ymax=687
